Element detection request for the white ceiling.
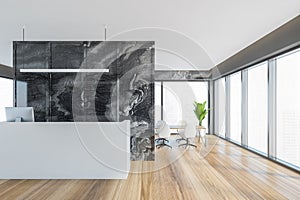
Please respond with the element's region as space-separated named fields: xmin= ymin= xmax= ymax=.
xmin=0 ymin=0 xmax=299 ymax=70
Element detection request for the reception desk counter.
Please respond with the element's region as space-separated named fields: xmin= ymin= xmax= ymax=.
xmin=0 ymin=121 xmax=130 ymax=179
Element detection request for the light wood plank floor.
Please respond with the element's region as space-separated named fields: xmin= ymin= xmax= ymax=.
xmin=0 ymin=135 xmax=299 ymax=200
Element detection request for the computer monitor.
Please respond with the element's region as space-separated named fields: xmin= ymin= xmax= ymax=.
xmin=5 ymin=107 xmax=35 ymax=122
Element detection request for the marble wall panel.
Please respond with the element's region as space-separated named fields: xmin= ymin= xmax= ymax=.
xmin=155 ymin=70 xmax=211 ymax=80
xmin=14 ymin=41 xmax=155 ymax=160
xmin=14 ymin=42 xmax=50 ymax=122
xmin=50 ymin=42 xmax=85 ymax=121
xmin=117 ymin=41 xmax=155 ymax=160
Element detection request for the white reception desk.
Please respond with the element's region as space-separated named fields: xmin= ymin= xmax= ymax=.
xmin=0 ymin=120 xmax=130 ymax=179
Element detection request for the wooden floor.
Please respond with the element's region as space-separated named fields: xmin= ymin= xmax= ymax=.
xmin=0 ymin=135 xmax=300 ymax=200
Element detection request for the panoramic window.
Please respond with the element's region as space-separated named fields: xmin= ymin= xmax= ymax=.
xmin=0 ymin=77 xmax=14 ymax=121
xmin=188 ymin=82 xmax=208 ymax=129
xmin=154 ymin=81 xmax=162 ymax=123
xmin=276 ymin=49 xmax=300 ymax=167
xmin=247 ymin=62 xmax=268 ymax=154
xmin=162 ymin=82 xmax=208 ymax=128
xmin=214 ymin=78 xmax=226 ymax=137
xmin=162 ymin=82 xmax=182 ymax=125
xmin=229 ymin=72 xmax=242 ymax=143
xmin=213 ymin=48 xmax=300 ymax=170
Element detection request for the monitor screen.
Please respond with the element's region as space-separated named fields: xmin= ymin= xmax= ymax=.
xmin=5 ymin=107 xmax=35 ymax=122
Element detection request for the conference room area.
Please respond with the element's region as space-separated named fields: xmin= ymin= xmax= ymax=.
xmin=154 ymin=81 xmax=209 ymax=150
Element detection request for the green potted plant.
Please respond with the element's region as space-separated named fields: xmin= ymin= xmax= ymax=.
xmin=193 ymin=101 xmax=209 ymax=128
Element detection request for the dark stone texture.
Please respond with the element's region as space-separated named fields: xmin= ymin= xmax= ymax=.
xmin=155 ymin=70 xmax=211 ymax=80
xmin=14 ymin=41 xmax=155 ymax=161
xmin=116 ymin=41 xmax=155 ymax=160
xmin=14 ymin=42 xmax=51 ymax=122
xmin=95 ymin=81 xmax=117 ymax=122
xmin=50 ymin=42 xmax=84 ymax=122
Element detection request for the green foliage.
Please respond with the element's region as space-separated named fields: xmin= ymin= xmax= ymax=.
xmin=193 ymin=101 xmax=209 ymax=126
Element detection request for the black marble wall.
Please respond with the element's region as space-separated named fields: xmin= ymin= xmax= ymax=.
xmin=155 ymin=70 xmax=211 ymax=81
xmin=14 ymin=41 xmax=155 ymax=161
xmin=14 ymin=42 xmax=51 ymax=121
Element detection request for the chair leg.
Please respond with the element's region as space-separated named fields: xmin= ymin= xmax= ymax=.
xmin=178 ymin=138 xmax=197 ymax=149
xmin=176 ymin=137 xmax=186 ymax=142
xmin=156 ymin=138 xmax=172 ymax=149
xmin=156 ymin=143 xmax=172 ymax=149
xmin=155 ymin=138 xmax=169 ymax=143
xmin=162 ymin=138 xmax=169 ymax=142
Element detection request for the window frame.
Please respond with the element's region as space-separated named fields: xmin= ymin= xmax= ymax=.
xmin=212 ymin=47 xmax=300 ymax=172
